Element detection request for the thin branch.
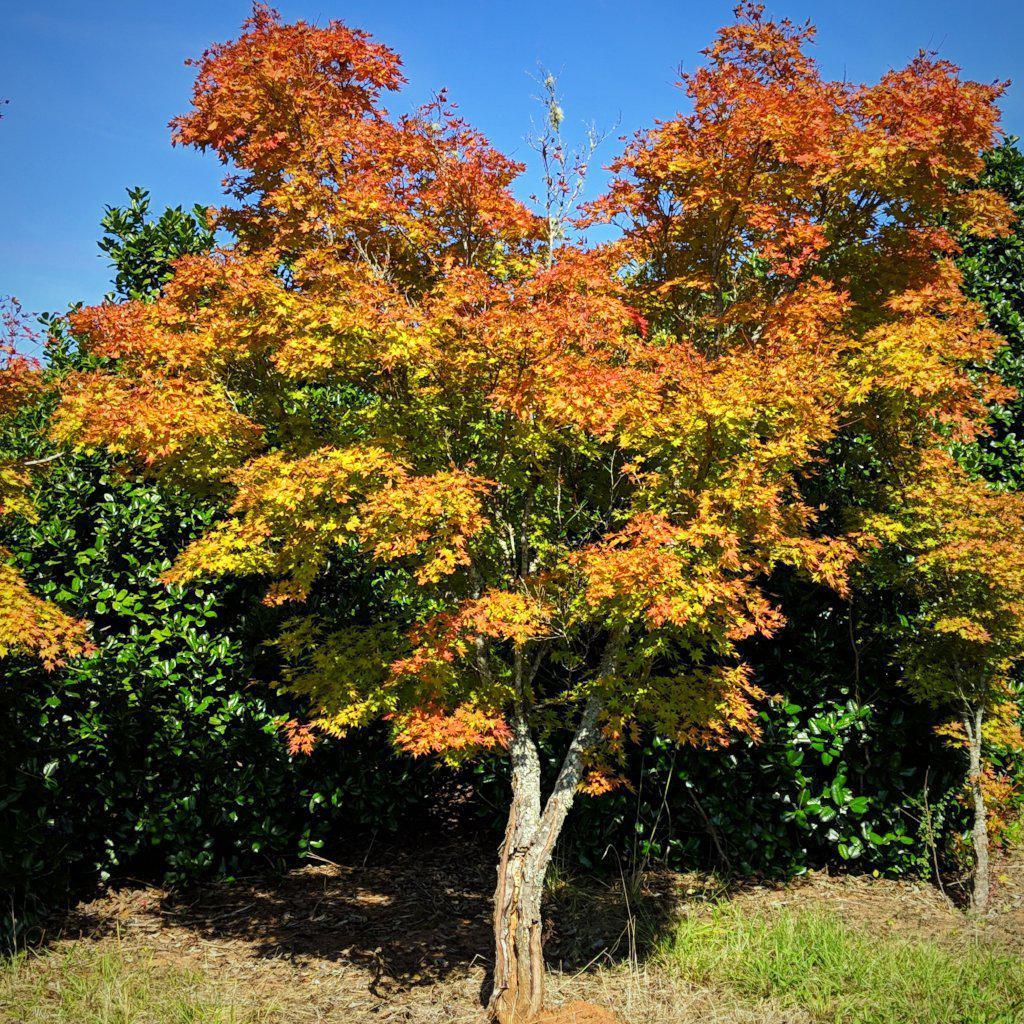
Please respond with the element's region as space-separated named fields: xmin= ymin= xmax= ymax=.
xmin=22 ymin=452 xmax=63 ymax=467
xmin=525 ymin=68 xmax=617 ymax=267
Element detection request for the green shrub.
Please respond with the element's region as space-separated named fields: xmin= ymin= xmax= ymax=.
xmin=0 ymin=440 xmax=431 ymax=943
xmin=526 ymin=578 xmax=969 ymax=880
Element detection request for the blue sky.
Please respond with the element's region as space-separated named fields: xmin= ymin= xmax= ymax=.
xmin=3 ymin=0 xmax=1023 ymax=319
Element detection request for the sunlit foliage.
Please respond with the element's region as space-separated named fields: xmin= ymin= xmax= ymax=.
xmin=47 ymin=3 xmax=1016 ymax=776
xmin=0 ymin=300 xmax=90 ymax=667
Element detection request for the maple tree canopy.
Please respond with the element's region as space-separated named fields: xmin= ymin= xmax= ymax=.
xmin=0 ymin=300 xmax=91 ymax=666
xmin=40 ymin=2 xmax=1019 ymax=777
xmin=870 ymin=450 xmax=1024 ymax=733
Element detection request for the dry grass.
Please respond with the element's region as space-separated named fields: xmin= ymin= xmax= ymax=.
xmin=0 ymin=937 xmax=274 ymax=1024
xmin=4 ymin=845 xmax=1024 ymax=1024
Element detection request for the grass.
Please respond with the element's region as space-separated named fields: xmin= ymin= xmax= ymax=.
xmin=0 ymin=941 xmax=274 ymax=1024
xmin=663 ymin=903 xmax=1024 ymax=1024
xmin=3 ymin=900 xmax=1024 ymax=1023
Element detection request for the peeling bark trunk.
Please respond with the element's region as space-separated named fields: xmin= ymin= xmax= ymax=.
xmin=488 ymin=651 xmax=614 ymax=1024
xmin=490 ymin=826 xmax=546 ymax=1024
xmin=490 ymin=711 xmax=545 ymax=1024
xmin=965 ymin=705 xmax=990 ymax=914
xmin=489 ymin=751 xmax=592 ymax=1024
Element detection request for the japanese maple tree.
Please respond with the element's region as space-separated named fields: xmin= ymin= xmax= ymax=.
xmin=0 ymin=299 xmax=90 ymax=666
xmin=0 ymin=107 xmax=85 ymax=665
xmin=592 ymin=6 xmax=1021 ymax=914
xmin=50 ymin=4 xmax=1012 ymax=1019
xmin=865 ymin=458 xmax=1024 ymax=911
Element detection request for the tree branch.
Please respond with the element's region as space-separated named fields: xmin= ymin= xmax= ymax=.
xmin=528 ymin=630 xmax=622 ymax=870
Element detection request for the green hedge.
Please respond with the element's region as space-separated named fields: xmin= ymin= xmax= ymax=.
xmin=0 ymin=442 xmax=433 ymax=946
xmin=556 ymin=581 xmax=970 ymax=879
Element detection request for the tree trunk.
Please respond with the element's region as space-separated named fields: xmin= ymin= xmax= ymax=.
xmin=488 ymin=691 xmax=607 ymax=1024
xmin=490 ymin=828 xmax=547 ymax=1024
xmin=965 ymin=705 xmax=990 ymax=914
xmin=490 ymin=711 xmax=545 ymax=1024
xmin=487 ymin=633 xmax=619 ymax=1024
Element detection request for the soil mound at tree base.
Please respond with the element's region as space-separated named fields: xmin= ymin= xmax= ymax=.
xmin=537 ymin=1000 xmax=621 ymax=1024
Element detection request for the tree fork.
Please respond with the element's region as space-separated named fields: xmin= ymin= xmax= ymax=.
xmin=488 ymin=641 xmax=618 ymax=1024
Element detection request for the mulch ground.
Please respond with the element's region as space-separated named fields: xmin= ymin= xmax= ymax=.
xmin=30 ymin=842 xmax=1024 ymax=1023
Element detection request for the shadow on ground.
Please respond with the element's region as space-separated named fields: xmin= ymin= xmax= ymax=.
xmin=32 ymin=844 xmax=1024 ymax=1024
xmin=61 ymin=842 xmax=680 ymax=998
